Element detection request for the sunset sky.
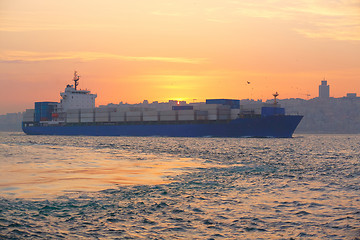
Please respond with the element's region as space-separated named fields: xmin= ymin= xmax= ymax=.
xmin=1 ymin=0 xmax=359 ymax=114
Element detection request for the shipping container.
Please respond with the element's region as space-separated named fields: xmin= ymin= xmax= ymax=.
xmin=143 ymin=111 xmax=158 ymax=116
xmin=172 ymin=106 xmax=193 ymax=111
xmin=143 ymin=116 xmax=158 ymax=121
xmin=143 ymin=111 xmax=158 ymax=121
xmin=178 ymin=110 xmax=194 ymax=115
xmin=81 ymin=113 xmax=94 ymax=118
xmin=95 ymin=112 xmax=109 ymax=118
xmin=159 ymin=110 xmax=176 ymax=121
xmin=95 ymin=117 xmax=109 ymax=122
xmin=110 ymin=112 xmax=125 ymax=122
xmin=206 ymin=99 xmax=240 ymax=109
xmin=208 ymin=114 xmax=218 ymax=120
xmin=195 ymin=110 xmax=208 ymax=120
xmin=110 ymin=116 xmax=125 ymax=122
xmin=160 ymin=110 xmax=176 ymax=116
xmin=66 ymin=117 xmax=80 ymax=123
xmin=23 ymin=109 xmax=35 ymax=122
xmin=178 ymin=110 xmax=195 ymax=121
xmin=231 ymin=109 xmax=240 ymax=119
xmin=178 ymin=115 xmax=195 ymax=121
xmin=81 ymin=118 xmax=94 ymax=123
xmin=160 ymin=115 xmax=177 ymax=121
xmin=126 ymin=111 xmax=142 ymax=122
xmin=35 ymin=102 xmax=57 ymax=122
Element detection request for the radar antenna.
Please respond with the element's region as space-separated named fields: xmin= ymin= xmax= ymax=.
xmin=273 ymin=92 xmax=279 ymax=105
xmin=73 ymin=71 xmax=80 ymax=90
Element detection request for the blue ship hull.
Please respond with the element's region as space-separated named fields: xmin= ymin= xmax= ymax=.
xmin=22 ymin=115 xmax=303 ymax=138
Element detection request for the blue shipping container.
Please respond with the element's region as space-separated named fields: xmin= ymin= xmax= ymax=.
xmin=172 ymin=106 xmax=194 ymax=110
xmin=34 ymin=102 xmax=57 ymax=122
xmin=206 ymin=99 xmax=240 ymax=109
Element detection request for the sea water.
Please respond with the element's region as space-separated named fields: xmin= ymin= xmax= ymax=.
xmin=0 ymin=132 xmax=359 ymax=239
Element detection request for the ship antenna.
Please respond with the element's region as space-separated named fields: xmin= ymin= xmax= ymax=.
xmin=73 ymin=71 xmax=80 ymax=90
xmin=273 ymin=92 xmax=279 ymax=105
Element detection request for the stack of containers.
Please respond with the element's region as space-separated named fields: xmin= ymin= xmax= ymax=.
xmin=178 ymin=110 xmax=195 ymax=121
xmin=195 ymin=110 xmax=208 ymax=120
xmin=143 ymin=111 xmax=159 ymax=121
xmin=231 ymin=109 xmax=240 ymax=119
xmin=66 ymin=109 xmax=80 ymax=123
xmin=126 ymin=111 xmax=142 ymax=122
xmin=23 ymin=109 xmax=35 ymax=122
xmin=217 ymin=105 xmax=231 ymax=120
xmin=80 ymin=109 xmax=94 ymax=123
xmin=110 ymin=111 xmax=125 ymax=122
xmin=172 ymin=106 xmax=194 ymax=121
xmin=95 ymin=108 xmax=115 ymax=122
xmin=196 ymin=104 xmax=219 ymax=120
xmin=35 ymin=102 xmax=57 ymax=122
xmin=160 ymin=110 xmax=177 ymax=121
xmin=205 ymin=99 xmax=240 ymax=109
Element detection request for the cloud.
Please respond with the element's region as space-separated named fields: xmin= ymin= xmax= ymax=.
xmin=234 ymin=0 xmax=360 ymax=41
xmin=0 ymin=51 xmax=207 ymax=64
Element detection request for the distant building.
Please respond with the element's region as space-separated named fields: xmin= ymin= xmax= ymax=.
xmin=346 ymin=93 xmax=357 ymax=98
xmin=319 ymin=80 xmax=330 ymax=99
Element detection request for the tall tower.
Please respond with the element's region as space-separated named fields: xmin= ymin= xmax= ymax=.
xmin=319 ymin=79 xmax=330 ymax=99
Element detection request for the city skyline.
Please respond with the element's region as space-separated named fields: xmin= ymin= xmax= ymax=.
xmin=1 ymin=0 xmax=360 ymax=115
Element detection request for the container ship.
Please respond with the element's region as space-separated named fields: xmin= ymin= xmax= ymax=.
xmin=22 ymin=72 xmax=303 ymax=137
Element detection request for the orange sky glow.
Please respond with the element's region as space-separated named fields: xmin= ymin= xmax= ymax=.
xmin=0 ymin=0 xmax=359 ymax=114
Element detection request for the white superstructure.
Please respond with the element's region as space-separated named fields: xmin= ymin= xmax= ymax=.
xmin=58 ymin=72 xmax=97 ymax=112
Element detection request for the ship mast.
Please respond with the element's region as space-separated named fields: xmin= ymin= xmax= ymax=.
xmin=73 ymin=71 xmax=80 ymax=90
xmin=273 ymin=92 xmax=279 ymax=105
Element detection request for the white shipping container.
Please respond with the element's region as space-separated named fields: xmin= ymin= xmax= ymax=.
xmin=126 ymin=111 xmax=141 ymax=117
xmin=126 ymin=111 xmax=142 ymax=121
xmin=126 ymin=116 xmax=141 ymax=122
xmin=178 ymin=110 xmax=195 ymax=115
xmin=160 ymin=110 xmax=176 ymax=116
xmin=95 ymin=112 xmax=109 ymax=117
xmin=81 ymin=118 xmax=94 ymax=123
xmin=207 ymin=109 xmax=217 ymax=115
xmin=231 ymin=109 xmax=240 ymax=119
xmin=67 ymin=114 xmax=79 ymax=118
xmin=143 ymin=111 xmax=158 ymax=116
xmin=95 ymin=117 xmax=109 ymax=122
xmin=143 ymin=116 xmax=158 ymax=121
xmin=178 ymin=115 xmax=195 ymax=121
xmin=208 ymin=114 xmax=218 ymax=120
xmin=81 ymin=113 xmax=94 ymax=118
xmin=110 ymin=116 xmax=125 ymax=122
xmin=66 ymin=118 xmax=79 ymax=123
xmin=160 ymin=115 xmax=176 ymax=121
